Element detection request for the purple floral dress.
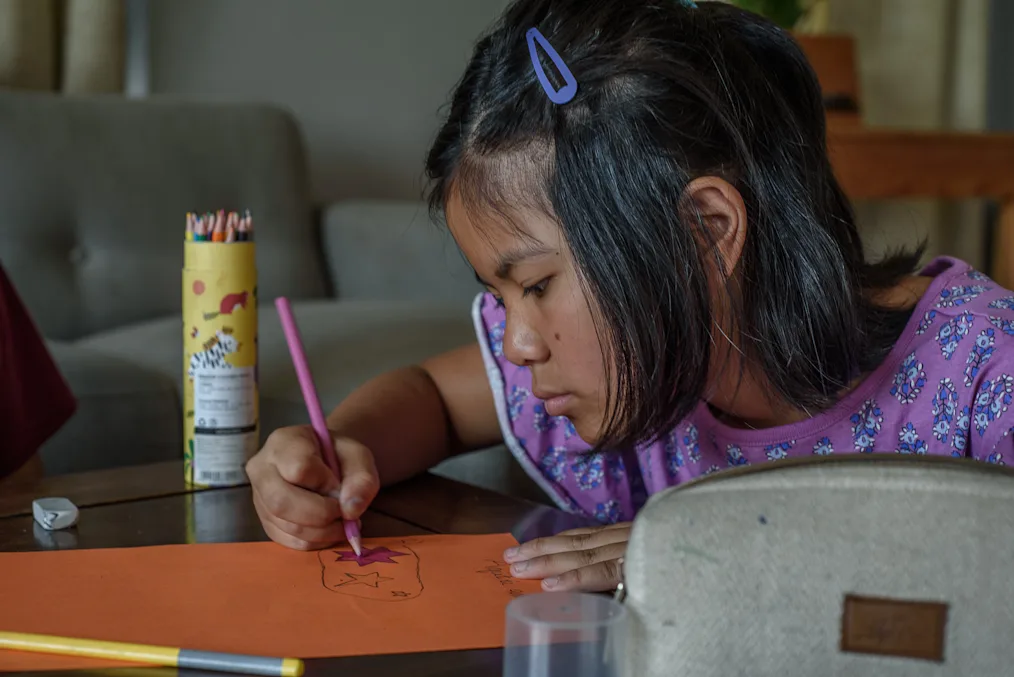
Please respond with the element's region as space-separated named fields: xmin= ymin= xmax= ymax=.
xmin=473 ymin=257 xmax=1014 ymax=523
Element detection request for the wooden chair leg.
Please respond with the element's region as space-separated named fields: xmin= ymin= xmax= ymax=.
xmin=992 ymin=199 xmax=1014 ymax=289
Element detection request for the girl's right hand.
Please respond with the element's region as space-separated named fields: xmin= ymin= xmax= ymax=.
xmin=246 ymin=425 xmax=380 ymax=551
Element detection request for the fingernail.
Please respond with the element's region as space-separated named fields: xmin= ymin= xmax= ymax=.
xmin=542 ymin=577 xmax=558 ymax=589
xmin=504 ymin=547 xmax=520 ymax=561
xmin=510 ymin=561 xmax=528 ymax=575
xmin=342 ymin=497 xmax=363 ymax=516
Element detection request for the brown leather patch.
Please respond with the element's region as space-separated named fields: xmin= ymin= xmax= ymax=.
xmin=841 ymin=594 xmax=948 ymax=662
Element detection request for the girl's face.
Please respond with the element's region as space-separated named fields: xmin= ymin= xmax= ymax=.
xmin=446 ymin=190 xmax=609 ymax=444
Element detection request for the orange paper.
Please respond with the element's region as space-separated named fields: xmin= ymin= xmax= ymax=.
xmin=0 ymin=534 xmax=541 ymax=671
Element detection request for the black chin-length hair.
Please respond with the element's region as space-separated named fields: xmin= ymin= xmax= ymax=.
xmin=424 ymin=0 xmax=922 ymax=451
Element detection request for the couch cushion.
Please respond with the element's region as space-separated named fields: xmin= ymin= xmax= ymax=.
xmin=321 ymin=201 xmax=481 ymax=305
xmin=0 ymin=90 xmax=327 ymax=341
xmin=256 ymin=299 xmax=482 ymax=433
xmin=42 ymin=342 xmax=181 ymax=475
xmin=74 ymin=298 xmax=551 ymax=501
xmin=78 ymin=298 xmax=479 ymax=428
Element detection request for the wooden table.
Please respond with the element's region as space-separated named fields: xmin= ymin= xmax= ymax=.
xmin=0 ymin=462 xmax=597 ymax=676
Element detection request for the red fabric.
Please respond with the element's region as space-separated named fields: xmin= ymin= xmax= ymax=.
xmin=0 ymin=265 xmax=76 ymax=480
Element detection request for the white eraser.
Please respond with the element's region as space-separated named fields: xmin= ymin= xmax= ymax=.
xmin=32 ymin=497 xmax=79 ymax=531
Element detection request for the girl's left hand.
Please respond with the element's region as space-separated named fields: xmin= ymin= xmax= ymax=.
xmin=503 ymin=522 xmax=631 ymax=592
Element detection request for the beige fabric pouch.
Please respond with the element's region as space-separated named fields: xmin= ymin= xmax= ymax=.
xmin=619 ymin=455 xmax=1014 ymax=676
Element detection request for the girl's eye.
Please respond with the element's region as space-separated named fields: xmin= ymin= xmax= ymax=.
xmin=522 ymin=278 xmax=551 ymax=298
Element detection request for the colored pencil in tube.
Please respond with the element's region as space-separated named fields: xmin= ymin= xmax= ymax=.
xmin=201 ymin=213 xmax=212 ymax=241
xmin=194 ymin=216 xmax=206 ymax=242
xmin=0 ymin=631 xmax=304 ymax=677
xmin=185 ymin=213 xmax=194 ymax=241
xmin=274 ymin=296 xmax=362 ymax=556
xmin=212 ymin=210 xmax=226 ymax=242
xmin=235 ymin=210 xmax=249 ymax=241
xmin=224 ymin=211 xmax=237 ymax=242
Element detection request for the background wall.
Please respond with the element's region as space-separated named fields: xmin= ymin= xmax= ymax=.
xmin=140 ymin=0 xmax=1007 ymax=271
xmin=147 ymin=0 xmax=510 ymax=205
xmin=827 ymin=0 xmax=991 ymax=268
xmin=987 ymin=0 xmax=1014 ymax=132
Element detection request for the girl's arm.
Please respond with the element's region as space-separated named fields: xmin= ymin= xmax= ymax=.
xmin=325 ymin=342 xmax=502 ymax=487
xmin=248 ymin=342 xmax=502 ymax=551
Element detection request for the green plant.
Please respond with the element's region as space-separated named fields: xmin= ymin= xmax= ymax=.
xmin=727 ymin=0 xmax=804 ymax=30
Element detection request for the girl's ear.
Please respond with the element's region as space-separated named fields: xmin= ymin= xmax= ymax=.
xmin=683 ymin=176 xmax=748 ymax=278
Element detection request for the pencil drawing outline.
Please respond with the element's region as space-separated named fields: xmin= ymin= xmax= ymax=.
xmin=318 ymin=541 xmax=424 ymax=602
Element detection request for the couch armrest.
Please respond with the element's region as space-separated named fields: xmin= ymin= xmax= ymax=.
xmin=321 ymin=200 xmax=481 ymax=305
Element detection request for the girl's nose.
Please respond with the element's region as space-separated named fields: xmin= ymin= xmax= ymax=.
xmin=502 ymin=310 xmax=549 ymax=367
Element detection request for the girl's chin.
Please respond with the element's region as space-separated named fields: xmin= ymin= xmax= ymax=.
xmin=568 ymin=417 xmax=600 ymax=446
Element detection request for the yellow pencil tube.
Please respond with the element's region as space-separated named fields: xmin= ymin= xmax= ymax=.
xmin=0 ymin=631 xmax=304 ymax=677
xmin=182 ymin=240 xmax=259 ymax=488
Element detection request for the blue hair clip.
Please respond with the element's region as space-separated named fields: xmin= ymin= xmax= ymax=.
xmin=526 ymin=27 xmax=578 ymax=105
xmin=680 ymin=0 xmax=697 ymax=7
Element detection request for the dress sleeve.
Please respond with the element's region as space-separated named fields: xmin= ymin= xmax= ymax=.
xmin=0 ymin=265 xmax=76 ymax=479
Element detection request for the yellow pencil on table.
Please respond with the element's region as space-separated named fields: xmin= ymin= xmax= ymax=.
xmin=0 ymin=631 xmax=304 ymax=677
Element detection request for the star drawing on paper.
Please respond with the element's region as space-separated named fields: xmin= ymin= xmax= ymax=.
xmin=331 ymin=546 xmax=410 ymax=566
xmin=319 ymin=539 xmax=424 ymax=601
xmin=335 ymin=571 xmax=394 ymax=588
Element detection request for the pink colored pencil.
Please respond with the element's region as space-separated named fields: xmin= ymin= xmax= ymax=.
xmin=274 ymin=296 xmax=362 ymax=555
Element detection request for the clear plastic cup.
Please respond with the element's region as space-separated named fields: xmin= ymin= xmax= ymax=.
xmin=503 ymin=592 xmax=627 ymax=677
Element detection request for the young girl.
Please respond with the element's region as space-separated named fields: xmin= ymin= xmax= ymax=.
xmin=247 ymin=0 xmax=1014 ymax=592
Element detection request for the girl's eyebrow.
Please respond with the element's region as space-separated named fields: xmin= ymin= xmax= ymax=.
xmin=472 ymin=242 xmax=556 ymax=287
xmin=493 ymin=242 xmax=553 ymax=279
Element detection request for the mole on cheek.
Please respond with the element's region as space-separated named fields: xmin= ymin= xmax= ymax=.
xmin=554 ymin=333 xmax=561 ymax=341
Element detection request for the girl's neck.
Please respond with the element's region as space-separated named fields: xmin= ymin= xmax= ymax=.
xmin=705 ymin=374 xmax=811 ymax=430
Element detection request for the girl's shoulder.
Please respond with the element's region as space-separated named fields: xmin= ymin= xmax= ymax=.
xmin=901 ymin=258 xmax=1014 ymax=459
xmin=633 ymin=257 xmax=1014 ymax=482
xmin=908 ymin=257 xmax=1014 ymax=367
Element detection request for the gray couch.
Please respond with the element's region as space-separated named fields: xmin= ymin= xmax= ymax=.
xmin=0 ymin=90 xmax=547 ymax=502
